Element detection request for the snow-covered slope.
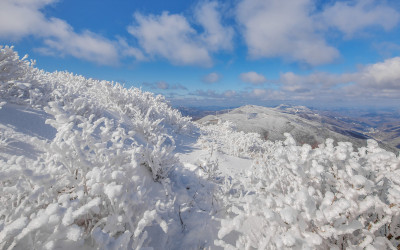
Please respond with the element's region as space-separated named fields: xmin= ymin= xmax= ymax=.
xmin=197 ymin=105 xmax=398 ymax=152
xmin=1 ymin=46 xmax=400 ymax=249
xmin=276 ymin=104 xmax=400 ymax=150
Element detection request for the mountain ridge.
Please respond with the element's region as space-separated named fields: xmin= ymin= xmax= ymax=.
xmin=197 ymin=104 xmax=399 ymax=153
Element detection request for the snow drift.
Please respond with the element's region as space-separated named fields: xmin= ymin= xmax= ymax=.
xmin=0 ymin=46 xmax=399 ymax=249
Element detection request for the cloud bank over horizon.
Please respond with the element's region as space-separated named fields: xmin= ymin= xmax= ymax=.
xmin=174 ymin=57 xmax=400 ymax=107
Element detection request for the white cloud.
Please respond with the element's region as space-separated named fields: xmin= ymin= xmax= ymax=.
xmin=279 ymin=57 xmax=400 ymax=101
xmin=128 ymin=12 xmax=212 ymax=67
xmin=0 ymin=0 xmax=124 ymax=65
xmin=176 ymin=57 xmax=400 ymax=106
xmin=319 ymin=0 xmax=400 ymax=37
xmin=240 ymin=71 xmax=267 ymax=84
xmin=42 ymin=30 xmax=120 ymax=65
xmin=357 ymin=57 xmax=400 ymax=90
xmin=118 ymin=38 xmax=147 ymax=61
xmin=2 ymin=0 xmax=398 ymax=72
xmin=185 ymin=57 xmax=400 ymax=106
xmin=281 ymin=57 xmax=400 ymax=92
xmin=236 ymin=0 xmax=339 ymax=66
xmin=194 ymin=1 xmax=234 ymax=51
xmin=202 ymin=72 xmax=221 ymax=83
xmin=128 ymin=1 xmax=234 ymax=67
xmin=235 ymin=0 xmax=399 ymax=66
xmin=280 ymin=72 xmax=354 ymax=92
xmin=0 ymin=0 xmax=49 ymax=39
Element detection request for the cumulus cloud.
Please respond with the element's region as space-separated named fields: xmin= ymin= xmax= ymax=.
xmin=240 ymin=72 xmax=267 ymax=84
xmin=128 ymin=12 xmax=212 ymax=67
xmin=128 ymin=1 xmax=233 ymax=67
xmin=118 ymin=38 xmax=147 ymax=61
xmin=40 ymin=31 xmax=120 ymax=65
xmin=194 ymin=1 xmax=234 ymax=51
xmin=235 ymin=0 xmax=399 ymax=66
xmin=280 ymin=72 xmax=354 ymax=92
xmin=357 ymin=57 xmax=400 ymax=89
xmin=0 ymin=0 xmax=123 ymax=65
xmin=2 ymin=0 xmax=398 ymax=72
xmin=319 ymin=0 xmax=400 ymax=37
xmin=339 ymin=57 xmax=400 ymax=101
xmin=202 ymin=72 xmax=221 ymax=83
xmin=236 ymin=0 xmax=339 ymax=65
xmin=279 ymin=57 xmax=400 ymax=101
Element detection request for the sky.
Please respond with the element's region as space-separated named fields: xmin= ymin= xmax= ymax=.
xmin=1 ymin=0 xmax=400 ymax=109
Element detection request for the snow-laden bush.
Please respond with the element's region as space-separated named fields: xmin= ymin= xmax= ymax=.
xmin=216 ymin=133 xmax=400 ymax=249
xmin=0 ymin=133 xmax=172 ymax=250
xmin=0 ymin=46 xmax=194 ymax=136
xmin=0 ymin=46 xmax=197 ymax=249
xmin=199 ymin=121 xmax=274 ymax=158
xmin=0 ymin=45 xmax=42 ymax=106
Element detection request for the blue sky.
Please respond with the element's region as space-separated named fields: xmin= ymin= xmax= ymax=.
xmin=1 ymin=0 xmax=400 ymax=108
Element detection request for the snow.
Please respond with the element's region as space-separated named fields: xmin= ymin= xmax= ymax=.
xmin=197 ymin=104 xmax=385 ymax=151
xmin=1 ymin=45 xmax=400 ymax=249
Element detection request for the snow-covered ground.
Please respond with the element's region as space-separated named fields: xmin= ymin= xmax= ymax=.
xmin=1 ymin=46 xmax=400 ymax=249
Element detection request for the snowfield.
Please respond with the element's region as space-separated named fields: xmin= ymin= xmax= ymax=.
xmin=0 ymin=46 xmax=399 ymax=249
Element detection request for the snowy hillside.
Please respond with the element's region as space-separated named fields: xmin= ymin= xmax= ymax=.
xmin=1 ymin=46 xmax=400 ymax=249
xmin=275 ymin=104 xmax=400 ymax=151
xmin=197 ymin=105 xmax=399 ymax=153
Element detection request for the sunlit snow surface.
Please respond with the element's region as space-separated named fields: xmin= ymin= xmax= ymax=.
xmin=1 ymin=46 xmax=400 ymax=249
xmin=0 ymin=104 xmax=55 ymax=160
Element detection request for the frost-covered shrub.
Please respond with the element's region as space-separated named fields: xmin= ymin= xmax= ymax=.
xmin=199 ymin=121 xmax=274 ymax=158
xmin=0 ymin=46 xmax=194 ymax=249
xmin=216 ymin=134 xmax=400 ymax=249
xmin=0 ymin=46 xmax=38 ymax=105
xmin=0 ymin=46 xmax=195 ymax=135
xmin=0 ymin=135 xmax=172 ymax=249
xmin=0 ymin=46 xmax=31 ymax=84
xmin=141 ymin=134 xmax=177 ymax=181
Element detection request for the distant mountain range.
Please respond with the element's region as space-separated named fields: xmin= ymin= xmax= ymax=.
xmin=193 ymin=105 xmax=399 ymax=152
xmin=274 ymin=104 xmax=400 ymax=150
xmin=176 ymin=106 xmax=234 ymax=120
